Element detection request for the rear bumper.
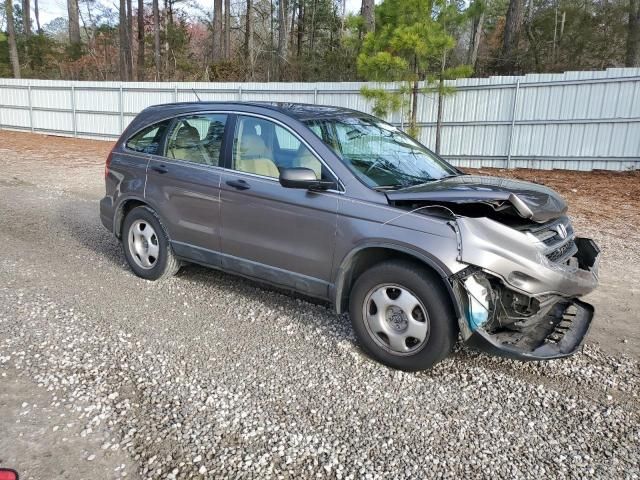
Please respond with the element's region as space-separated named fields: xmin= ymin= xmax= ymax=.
xmin=464 ymin=299 xmax=594 ymax=360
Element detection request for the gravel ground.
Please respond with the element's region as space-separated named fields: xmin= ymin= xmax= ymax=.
xmin=0 ymin=131 xmax=639 ymax=479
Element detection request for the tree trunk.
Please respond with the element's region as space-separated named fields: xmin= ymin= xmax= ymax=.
xmin=68 ymin=0 xmax=82 ymax=54
xmin=245 ymin=0 xmax=254 ymax=78
xmin=411 ymin=79 xmax=418 ymax=135
xmin=22 ymin=0 xmax=31 ymax=37
xmin=213 ymin=0 xmax=223 ymax=62
xmin=137 ymin=0 xmax=145 ymax=80
xmin=627 ymin=0 xmax=640 ymax=67
xmin=5 ymin=0 xmax=21 ymax=78
xmin=34 ymin=0 xmax=41 ymax=33
xmin=467 ymin=11 xmax=484 ymax=68
xmin=309 ymin=0 xmax=317 ymax=52
xmin=119 ymin=0 xmax=130 ymax=80
xmin=296 ymin=0 xmax=303 ymax=57
xmin=127 ymin=0 xmax=134 ymax=77
xmin=362 ymin=0 xmax=374 ymax=33
xmin=277 ymin=0 xmax=288 ymax=79
xmin=224 ymin=0 xmax=231 ymax=59
xmin=501 ymin=0 xmax=524 ymax=73
xmin=435 ymin=78 xmax=444 ymax=154
xmin=153 ymin=0 xmax=161 ymax=79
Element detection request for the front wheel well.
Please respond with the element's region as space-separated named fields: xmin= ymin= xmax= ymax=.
xmin=114 ymin=199 xmax=147 ymax=238
xmin=335 ymin=247 xmax=459 ymax=317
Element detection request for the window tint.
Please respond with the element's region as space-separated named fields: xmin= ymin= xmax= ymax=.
xmin=232 ymin=115 xmax=325 ymax=181
xmin=166 ymin=114 xmax=228 ymax=166
xmin=126 ymin=120 xmax=170 ymax=155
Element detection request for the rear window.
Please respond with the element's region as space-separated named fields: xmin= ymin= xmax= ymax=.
xmin=126 ymin=120 xmax=171 ymax=155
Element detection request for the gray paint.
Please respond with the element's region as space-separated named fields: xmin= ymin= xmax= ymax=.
xmin=101 ymin=101 xmax=601 ymax=360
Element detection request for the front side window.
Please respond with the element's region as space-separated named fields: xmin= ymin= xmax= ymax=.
xmin=165 ymin=114 xmax=228 ymax=166
xmin=126 ymin=120 xmax=170 ymax=155
xmin=303 ymin=115 xmax=458 ymax=189
xmin=232 ymin=115 xmax=325 ymax=180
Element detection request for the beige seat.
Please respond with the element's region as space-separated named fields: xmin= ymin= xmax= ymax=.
xmin=235 ymin=133 xmax=280 ymax=178
xmin=168 ymin=124 xmax=210 ymax=164
xmin=293 ymin=145 xmax=322 ymax=179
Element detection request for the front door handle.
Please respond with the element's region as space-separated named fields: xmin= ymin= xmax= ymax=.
xmin=226 ymin=179 xmax=250 ymax=190
xmin=151 ymin=165 xmax=168 ymax=174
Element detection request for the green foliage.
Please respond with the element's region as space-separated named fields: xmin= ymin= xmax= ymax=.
xmin=360 ymin=84 xmax=409 ymax=117
xmin=357 ymin=0 xmax=471 ymax=132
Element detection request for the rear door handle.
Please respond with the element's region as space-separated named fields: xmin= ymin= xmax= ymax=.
xmin=151 ymin=165 xmax=168 ymax=174
xmin=226 ymin=179 xmax=250 ymax=190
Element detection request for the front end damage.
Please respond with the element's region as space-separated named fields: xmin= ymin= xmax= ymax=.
xmin=385 ymin=175 xmax=600 ymax=360
xmin=450 ymin=217 xmax=600 ymax=360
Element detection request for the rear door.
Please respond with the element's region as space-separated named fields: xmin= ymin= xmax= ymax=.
xmin=218 ymin=114 xmax=340 ymax=299
xmin=145 ymin=113 xmax=229 ymax=261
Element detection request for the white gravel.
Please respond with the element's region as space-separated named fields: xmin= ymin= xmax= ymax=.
xmin=0 ymin=144 xmax=639 ymax=479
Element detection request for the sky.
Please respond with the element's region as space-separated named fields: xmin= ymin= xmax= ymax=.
xmin=36 ymin=0 xmax=364 ymax=26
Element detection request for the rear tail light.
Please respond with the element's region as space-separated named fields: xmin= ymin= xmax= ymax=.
xmin=105 ymin=149 xmax=114 ymax=179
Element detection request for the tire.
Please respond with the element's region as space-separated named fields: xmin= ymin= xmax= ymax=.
xmin=122 ymin=206 xmax=180 ymax=281
xmin=348 ymin=260 xmax=458 ymax=371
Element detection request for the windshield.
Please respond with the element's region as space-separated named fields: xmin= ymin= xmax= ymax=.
xmin=303 ymin=115 xmax=459 ymax=189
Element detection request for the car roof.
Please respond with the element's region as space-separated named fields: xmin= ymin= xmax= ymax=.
xmin=142 ymin=101 xmax=368 ymax=122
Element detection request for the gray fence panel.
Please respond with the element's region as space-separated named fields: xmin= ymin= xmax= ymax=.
xmin=1 ymin=68 xmax=639 ymax=171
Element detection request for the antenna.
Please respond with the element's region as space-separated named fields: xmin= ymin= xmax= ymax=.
xmin=192 ymin=90 xmax=202 ymax=102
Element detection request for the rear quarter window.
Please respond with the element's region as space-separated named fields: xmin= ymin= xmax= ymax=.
xmin=126 ymin=120 xmax=171 ymax=155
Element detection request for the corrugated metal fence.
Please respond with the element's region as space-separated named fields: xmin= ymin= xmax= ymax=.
xmin=1 ymin=68 xmax=639 ymax=171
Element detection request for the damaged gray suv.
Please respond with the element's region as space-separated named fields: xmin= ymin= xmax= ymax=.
xmin=100 ymin=102 xmax=600 ymax=370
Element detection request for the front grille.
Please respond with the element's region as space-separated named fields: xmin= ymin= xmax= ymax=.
xmin=546 ymin=239 xmax=578 ymax=263
xmin=527 ymin=216 xmax=578 ymax=264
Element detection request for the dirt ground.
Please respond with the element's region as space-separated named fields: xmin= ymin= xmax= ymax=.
xmin=0 ymin=129 xmax=638 ymax=359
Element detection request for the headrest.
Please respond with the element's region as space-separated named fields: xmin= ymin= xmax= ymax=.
xmin=238 ymin=133 xmax=268 ymax=158
xmin=173 ymin=124 xmax=200 ymax=148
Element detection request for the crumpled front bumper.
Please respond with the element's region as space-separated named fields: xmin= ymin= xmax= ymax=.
xmin=465 ymin=299 xmax=594 ymax=360
xmin=450 ymin=217 xmax=600 ymax=361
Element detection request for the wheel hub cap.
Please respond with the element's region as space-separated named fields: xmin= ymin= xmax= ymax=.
xmin=363 ymin=284 xmax=429 ymax=356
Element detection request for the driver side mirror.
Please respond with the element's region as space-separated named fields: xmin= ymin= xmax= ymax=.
xmin=279 ymin=167 xmax=335 ymax=191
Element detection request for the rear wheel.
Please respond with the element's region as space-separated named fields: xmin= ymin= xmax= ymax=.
xmin=122 ymin=206 xmax=180 ymax=281
xmin=348 ymin=260 xmax=457 ymax=371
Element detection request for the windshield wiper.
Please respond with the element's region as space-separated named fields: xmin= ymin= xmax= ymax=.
xmin=373 ymin=184 xmax=405 ymax=191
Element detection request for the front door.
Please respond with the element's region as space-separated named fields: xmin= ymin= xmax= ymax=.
xmin=219 ymin=114 xmax=339 ymax=299
xmin=145 ymin=113 xmax=229 ymax=260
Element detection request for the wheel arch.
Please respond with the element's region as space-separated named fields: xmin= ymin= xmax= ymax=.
xmin=114 ymin=196 xmax=169 ymax=240
xmin=332 ymin=244 xmax=461 ymax=318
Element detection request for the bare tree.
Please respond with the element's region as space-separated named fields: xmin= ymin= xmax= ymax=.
xmin=628 ymin=0 xmax=640 ymax=67
xmin=361 ymin=0 xmax=374 ymax=33
xmin=127 ymin=0 xmax=134 ymax=76
xmin=5 ymin=0 xmax=21 ymax=78
xmin=153 ymin=0 xmax=161 ymax=78
xmin=119 ymin=0 xmax=131 ymax=80
xmin=501 ymin=0 xmax=524 ymax=72
xmin=277 ymin=0 xmax=288 ymax=79
xmin=224 ymin=0 xmax=230 ymax=59
xmin=467 ymin=10 xmax=484 ymax=68
xmin=296 ymin=0 xmax=303 ymax=57
xmin=244 ymin=0 xmax=254 ymax=78
xmin=68 ymin=0 xmax=82 ymax=50
xmin=137 ymin=0 xmax=145 ymax=79
xmin=213 ymin=0 xmax=223 ymax=61
xmin=22 ymin=0 xmax=31 ymax=37
xmin=34 ymin=0 xmax=41 ymax=33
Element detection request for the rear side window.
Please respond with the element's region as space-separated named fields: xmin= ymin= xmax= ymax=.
xmin=166 ymin=114 xmax=228 ymax=166
xmin=126 ymin=120 xmax=170 ymax=155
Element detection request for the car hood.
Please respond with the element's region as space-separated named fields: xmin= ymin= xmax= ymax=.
xmin=385 ymin=175 xmax=568 ymax=223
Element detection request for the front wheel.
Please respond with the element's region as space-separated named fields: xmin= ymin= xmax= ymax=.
xmin=122 ymin=206 xmax=180 ymax=281
xmin=348 ymin=260 xmax=458 ymax=371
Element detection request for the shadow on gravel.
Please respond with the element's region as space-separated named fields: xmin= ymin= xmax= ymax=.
xmin=57 ymin=199 xmax=129 ymax=272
